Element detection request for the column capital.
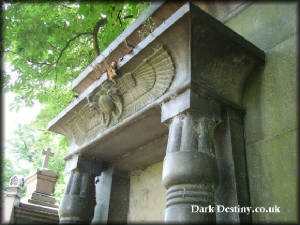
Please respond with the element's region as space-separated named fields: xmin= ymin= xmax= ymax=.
xmin=162 ymin=111 xmax=220 ymax=222
xmin=59 ymin=169 xmax=96 ymax=224
xmin=161 ymin=88 xmax=222 ymax=123
xmin=64 ymin=153 xmax=104 ymax=175
xmin=59 ymin=154 xmax=102 ymax=223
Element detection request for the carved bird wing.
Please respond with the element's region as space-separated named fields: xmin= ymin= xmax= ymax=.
xmin=116 ymin=46 xmax=175 ymax=116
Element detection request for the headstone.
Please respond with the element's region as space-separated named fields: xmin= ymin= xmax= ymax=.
xmin=25 ymin=148 xmax=59 ymax=208
xmin=2 ymin=148 xmax=60 ymax=224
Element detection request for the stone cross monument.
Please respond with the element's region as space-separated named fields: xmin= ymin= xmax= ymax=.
xmin=42 ymin=148 xmax=54 ymax=169
xmin=2 ymin=149 xmax=59 ymax=224
xmin=25 ymin=148 xmax=59 ymax=208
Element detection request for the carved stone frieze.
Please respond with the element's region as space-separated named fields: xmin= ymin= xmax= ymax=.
xmin=87 ymin=81 xmax=123 ymax=127
xmin=64 ymin=46 xmax=175 ymax=146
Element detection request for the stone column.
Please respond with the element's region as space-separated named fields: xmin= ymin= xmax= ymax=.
xmin=92 ymin=166 xmax=114 ymax=224
xmin=59 ymin=154 xmax=103 ymax=224
xmin=162 ymin=112 xmax=219 ymax=222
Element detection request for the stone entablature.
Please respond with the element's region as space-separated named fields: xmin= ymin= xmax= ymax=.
xmin=58 ymin=47 xmax=175 ymax=147
xmin=47 ymin=2 xmax=253 ymax=157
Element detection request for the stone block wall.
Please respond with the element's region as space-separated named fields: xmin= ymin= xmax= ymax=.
xmin=128 ymin=162 xmax=166 ymax=222
xmin=127 ymin=2 xmax=298 ymax=223
xmin=226 ymin=2 xmax=298 ymax=223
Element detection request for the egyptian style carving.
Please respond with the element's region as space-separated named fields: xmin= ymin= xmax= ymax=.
xmin=116 ymin=46 xmax=175 ymax=116
xmin=88 ymin=81 xmax=122 ymax=127
xmin=63 ymin=46 xmax=175 ymax=146
xmin=59 ymin=170 xmax=96 ymax=224
xmin=162 ymin=113 xmax=218 ymax=222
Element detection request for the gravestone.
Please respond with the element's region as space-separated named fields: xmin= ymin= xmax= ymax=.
xmin=25 ymin=148 xmax=58 ymax=208
xmin=2 ymin=149 xmax=59 ymax=224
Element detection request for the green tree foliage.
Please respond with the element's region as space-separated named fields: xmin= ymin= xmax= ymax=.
xmin=2 ymin=158 xmax=31 ymax=197
xmin=3 ymin=2 xmax=148 ymax=113
xmin=3 ymin=2 xmax=149 ymax=201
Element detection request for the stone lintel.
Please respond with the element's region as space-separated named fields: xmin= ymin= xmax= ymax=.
xmin=65 ymin=154 xmax=103 ymax=175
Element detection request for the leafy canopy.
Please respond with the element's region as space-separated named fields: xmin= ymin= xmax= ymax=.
xmin=3 ymin=2 xmax=149 ymax=201
xmin=3 ymin=2 xmax=148 ymax=113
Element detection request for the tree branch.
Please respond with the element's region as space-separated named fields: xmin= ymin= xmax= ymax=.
xmin=54 ymin=31 xmax=93 ymax=65
xmin=93 ymin=18 xmax=107 ymax=57
xmin=3 ymin=50 xmax=53 ymax=66
xmin=48 ymin=41 xmax=59 ymax=51
xmin=117 ymin=9 xmax=123 ymax=28
xmin=4 ymin=31 xmax=94 ymax=67
xmin=124 ymin=15 xmax=134 ymax=19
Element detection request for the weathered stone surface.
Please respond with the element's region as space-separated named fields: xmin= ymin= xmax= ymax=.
xmin=62 ymin=46 xmax=175 ymax=147
xmin=92 ymin=167 xmax=113 ymax=224
xmin=214 ymin=109 xmax=251 ymax=223
xmin=24 ymin=149 xmax=59 ymax=211
xmin=107 ymin=172 xmax=130 ymax=223
xmin=190 ymin=4 xmax=264 ymax=105
xmin=14 ymin=202 xmax=59 ymax=224
xmin=24 ymin=148 xmax=59 ymax=209
xmin=64 ymin=154 xmax=103 ymax=174
xmin=59 ymin=170 xmax=96 ymax=224
xmin=244 ymin=34 xmax=298 ymax=145
xmin=48 ymin=2 xmax=262 ymax=168
xmin=46 ymin=2 xmax=299 ymax=224
xmin=226 ymin=2 xmax=298 ymax=51
xmin=25 ymin=169 xmax=58 ymax=197
xmin=49 ymin=46 xmax=175 ymax=152
xmin=246 ymin=129 xmax=298 ymax=223
xmin=28 ymin=192 xmax=57 ymax=208
xmin=226 ymin=3 xmax=298 ymax=223
xmin=2 ymin=175 xmax=24 ymax=224
xmin=162 ymin=112 xmax=219 ymax=223
xmin=128 ymin=162 xmax=166 ymax=222
xmin=72 ymin=1 xmax=246 ymax=94
xmin=3 ymin=164 xmax=60 ymax=224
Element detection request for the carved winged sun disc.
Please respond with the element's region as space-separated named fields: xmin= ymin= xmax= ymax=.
xmin=116 ymin=46 xmax=175 ymax=116
xmin=85 ymin=46 xmax=175 ymax=135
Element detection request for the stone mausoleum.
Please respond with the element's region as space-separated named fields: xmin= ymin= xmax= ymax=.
xmin=47 ymin=1 xmax=298 ymax=224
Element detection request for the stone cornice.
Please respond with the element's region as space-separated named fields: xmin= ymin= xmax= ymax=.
xmin=48 ymin=2 xmax=264 ymax=167
xmin=71 ymin=1 xmax=249 ymax=94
